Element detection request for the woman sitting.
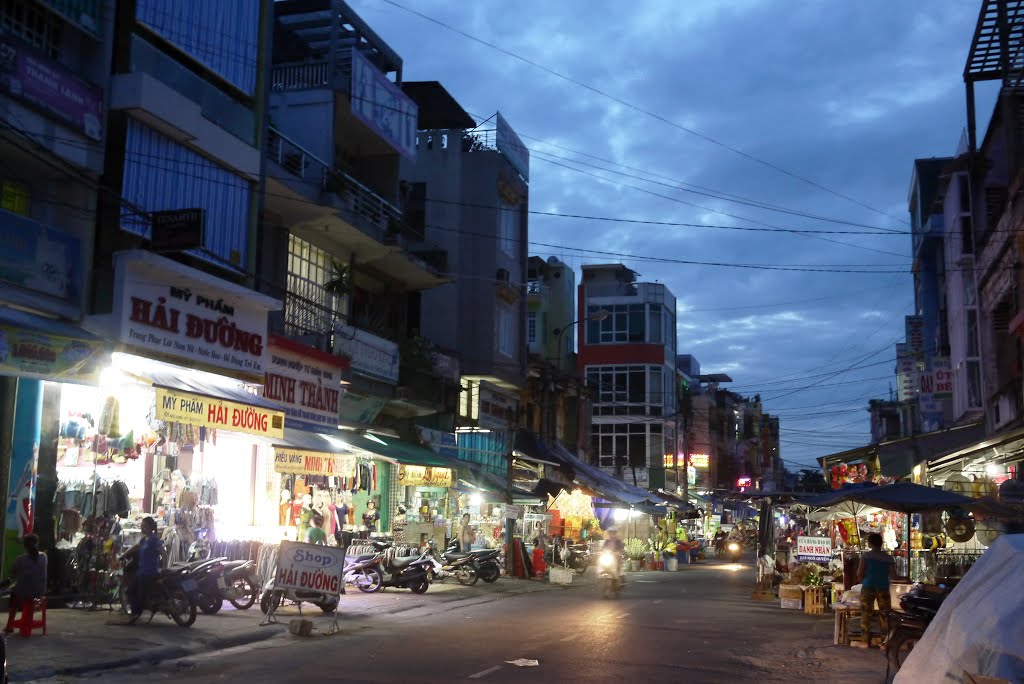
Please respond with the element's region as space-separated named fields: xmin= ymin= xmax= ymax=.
xmin=5 ymin=533 xmax=47 ymax=633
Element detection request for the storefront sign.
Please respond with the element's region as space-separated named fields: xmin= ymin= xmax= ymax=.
xmin=501 ymin=504 xmax=523 ymax=519
xmin=274 ymin=541 xmax=344 ymax=595
xmin=274 ymin=448 xmax=355 ymax=478
xmin=0 ymin=324 xmax=105 ymax=383
xmin=113 ymin=252 xmax=277 ymax=376
xmin=796 ymin=536 xmax=833 ymax=563
xmin=151 ymin=209 xmax=205 ymax=252
xmin=155 ymin=387 xmax=285 ymax=439
xmin=905 ymin=316 xmax=925 ymax=356
xmin=397 ymin=465 xmax=453 ymax=488
xmin=0 ymin=211 xmax=82 ymax=302
xmin=0 ymin=33 xmax=103 ymax=140
xmin=264 ymin=336 xmax=343 ymax=433
xmin=333 ymin=323 xmax=399 ymax=384
xmin=349 ymin=48 xmax=418 ymax=160
xmin=477 ymin=382 xmax=518 ymax=431
xmin=689 ymin=453 xmax=710 ymax=469
xmin=496 ymin=112 xmax=529 ymax=182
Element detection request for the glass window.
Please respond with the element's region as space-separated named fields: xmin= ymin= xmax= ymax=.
xmin=496 ymin=303 xmax=515 ymax=357
xmin=967 ymin=309 xmax=979 ymax=357
xmin=594 ymin=423 xmax=650 ymax=468
xmin=648 ymin=306 xmax=663 ymax=344
xmin=499 ymin=202 xmax=519 ymax=259
xmin=285 ymin=235 xmax=337 ymax=336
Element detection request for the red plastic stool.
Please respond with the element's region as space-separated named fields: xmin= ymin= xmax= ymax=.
xmin=14 ymin=597 xmax=46 ymax=637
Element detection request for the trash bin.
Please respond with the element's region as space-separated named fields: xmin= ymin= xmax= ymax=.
xmin=665 ymin=558 xmax=679 ymax=571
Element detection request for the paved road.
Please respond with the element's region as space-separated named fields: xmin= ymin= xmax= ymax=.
xmin=46 ymin=560 xmax=885 ymax=684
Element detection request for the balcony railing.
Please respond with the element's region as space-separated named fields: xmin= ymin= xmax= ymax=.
xmin=267 ymin=126 xmax=425 ymax=244
xmin=270 ymin=61 xmax=332 ymax=92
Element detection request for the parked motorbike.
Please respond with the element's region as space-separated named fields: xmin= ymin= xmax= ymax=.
xmin=185 ymin=541 xmax=260 ymax=612
xmin=438 ymin=540 xmax=500 ymax=582
xmin=343 ymin=547 xmax=386 ymax=593
xmin=371 ymin=542 xmax=435 ymax=593
xmin=425 ymin=540 xmax=479 ymax=585
xmin=551 ymin=538 xmax=591 ymax=575
xmin=597 ymin=550 xmax=624 ymax=599
xmin=118 ymin=564 xmax=198 ymax=627
xmin=886 ymin=585 xmax=948 ymax=675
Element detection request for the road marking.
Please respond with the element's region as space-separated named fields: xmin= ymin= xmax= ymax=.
xmin=560 ymin=634 xmax=579 ymax=642
xmin=469 ymin=665 xmax=502 ymax=679
xmin=652 ymin=600 xmax=663 ymax=604
xmin=616 ymin=612 xmax=630 ymax=619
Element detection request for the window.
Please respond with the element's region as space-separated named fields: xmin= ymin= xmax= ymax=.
xmin=286 ymin=235 xmax=336 ymax=335
xmin=591 ymin=423 xmax=649 ymax=468
xmin=966 ymin=309 xmax=979 ymax=357
xmin=585 ymin=303 xmax=673 ymax=345
xmin=586 ymin=365 xmax=668 ymax=416
xmin=496 ymin=302 xmax=515 ymax=357
xmin=499 ymin=202 xmax=519 ymax=258
xmin=1 ymin=0 xmax=63 ymax=61
xmin=527 ymin=311 xmax=537 ymax=344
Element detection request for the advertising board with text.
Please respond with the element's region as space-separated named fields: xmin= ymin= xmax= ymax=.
xmin=397 ymin=464 xmax=453 ymax=488
xmin=796 ymin=536 xmax=833 ymax=563
xmin=274 ymin=448 xmax=355 ymax=478
xmin=264 ymin=336 xmax=344 ymax=432
xmin=155 ymin=387 xmax=285 ymax=439
xmin=274 ymin=541 xmax=345 ymax=595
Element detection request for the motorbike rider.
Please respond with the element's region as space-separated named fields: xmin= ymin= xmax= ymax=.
xmin=120 ymin=516 xmax=166 ymax=623
xmin=602 ymin=527 xmax=625 ymax=579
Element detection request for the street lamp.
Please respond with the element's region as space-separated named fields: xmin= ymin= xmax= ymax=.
xmin=554 ymin=308 xmax=608 ymax=373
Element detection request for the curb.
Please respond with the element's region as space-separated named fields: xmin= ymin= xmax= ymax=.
xmin=8 ymin=627 xmax=282 ymax=682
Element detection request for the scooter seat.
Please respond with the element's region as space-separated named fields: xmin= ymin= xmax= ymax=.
xmin=349 ymin=553 xmax=377 ymax=563
xmin=444 ymin=552 xmax=470 ymax=561
xmin=390 ymin=555 xmax=418 ymax=570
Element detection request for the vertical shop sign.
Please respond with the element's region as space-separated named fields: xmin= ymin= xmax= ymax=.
xmin=905 ymin=316 xmax=925 ymax=357
xmin=264 ymin=336 xmax=344 ymax=432
xmin=4 ymin=380 xmax=41 ymax=575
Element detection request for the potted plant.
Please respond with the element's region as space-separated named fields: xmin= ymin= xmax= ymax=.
xmin=624 ymin=538 xmax=645 ymax=572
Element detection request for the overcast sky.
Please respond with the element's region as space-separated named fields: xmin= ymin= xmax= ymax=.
xmin=351 ymin=1 xmax=994 ymax=470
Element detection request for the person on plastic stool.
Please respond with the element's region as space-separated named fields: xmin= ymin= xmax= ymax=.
xmin=857 ymin=532 xmax=896 ymax=648
xmin=4 ymin=533 xmax=46 ymax=634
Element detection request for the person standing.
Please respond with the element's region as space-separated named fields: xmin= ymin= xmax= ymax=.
xmin=306 ymin=514 xmax=327 ymax=545
xmin=857 ymin=532 xmax=896 ymax=648
xmin=460 ymin=513 xmax=475 ymax=552
xmin=4 ymin=534 xmax=47 ymax=633
xmin=121 ymin=517 xmax=165 ymax=624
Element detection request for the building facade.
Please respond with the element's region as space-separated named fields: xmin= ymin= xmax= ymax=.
xmin=578 ymin=264 xmax=677 ymax=491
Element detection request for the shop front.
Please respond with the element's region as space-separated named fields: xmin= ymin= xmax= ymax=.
xmin=46 ymin=249 xmax=290 ymax=597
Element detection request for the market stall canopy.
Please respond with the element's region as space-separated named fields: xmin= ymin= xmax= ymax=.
xmin=876 ymin=422 xmax=987 ymax=477
xmin=551 ymin=447 xmax=664 ymax=507
xmin=805 ymin=481 xmax=976 ymax=515
xmin=655 ymin=489 xmax=699 ymax=518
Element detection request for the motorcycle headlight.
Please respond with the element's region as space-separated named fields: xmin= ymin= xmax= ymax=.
xmin=728 ymin=543 xmax=740 ymax=551
xmin=598 ymin=552 xmax=615 ymax=568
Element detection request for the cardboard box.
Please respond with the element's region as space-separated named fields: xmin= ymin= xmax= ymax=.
xmin=779 ymin=585 xmax=803 ymax=600
xmin=780 ymin=598 xmax=802 ymax=610
xmin=549 ymin=566 xmax=574 ymax=585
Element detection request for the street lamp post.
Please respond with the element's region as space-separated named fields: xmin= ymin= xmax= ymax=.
xmin=548 ymin=309 xmax=609 ymax=443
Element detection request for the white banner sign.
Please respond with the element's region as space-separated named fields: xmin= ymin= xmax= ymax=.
xmin=274 ymin=541 xmax=345 ymax=595
xmin=796 ymin=536 xmax=833 ymax=563
xmin=113 ymin=252 xmax=277 ymax=376
xmin=502 ymin=504 xmax=523 ymax=519
xmin=264 ymin=335 xmax=344 ymax=432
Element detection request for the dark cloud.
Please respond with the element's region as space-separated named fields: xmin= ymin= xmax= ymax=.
xmin=352 ymin=0 xmax=984 ymax=468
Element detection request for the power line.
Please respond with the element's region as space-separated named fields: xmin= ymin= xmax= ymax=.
xmin=379 ymin=0 xmax=908 ymax=224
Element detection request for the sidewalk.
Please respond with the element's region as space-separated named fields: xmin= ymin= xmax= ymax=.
xmin=6 ymin=576 xmax=573 ymax=681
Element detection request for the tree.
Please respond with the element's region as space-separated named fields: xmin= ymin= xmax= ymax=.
xmin=798 ymin=468 xmax=828 ymax=493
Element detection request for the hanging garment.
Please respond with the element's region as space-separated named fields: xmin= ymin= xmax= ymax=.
xmin=107 ymin=481 xmax=130 ymax=517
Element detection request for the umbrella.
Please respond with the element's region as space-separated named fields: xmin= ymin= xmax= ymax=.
xmin=806 ymin=502 xmax=882 ymax=522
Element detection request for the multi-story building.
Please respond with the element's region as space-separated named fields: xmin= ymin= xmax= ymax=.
xmin=579 ymin=264 xmax=677 ymax=491
xmin=0 ymin=0 xmax=115 ymax=554
xmin=399 ymin=81 xmax=529 ymax=474
xmin=263 ymin=0 xmax=458 ymax=448
xmin=908 ymin=157 xmax=955 ymax=433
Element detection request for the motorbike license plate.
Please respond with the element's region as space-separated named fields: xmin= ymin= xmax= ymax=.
xmin=182 ymin=579 xmax=198 ymax=592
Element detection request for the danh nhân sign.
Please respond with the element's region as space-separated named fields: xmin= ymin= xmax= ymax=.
xmin=795 ymin=536 xmax=833 ymax=563
xmin=155 ymin=387 xmax=285 ymax=439
xmin=397 ymin=465 xmax=453 ymax=488
xmin=274 ymin=449 xmax=355 ymax=478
